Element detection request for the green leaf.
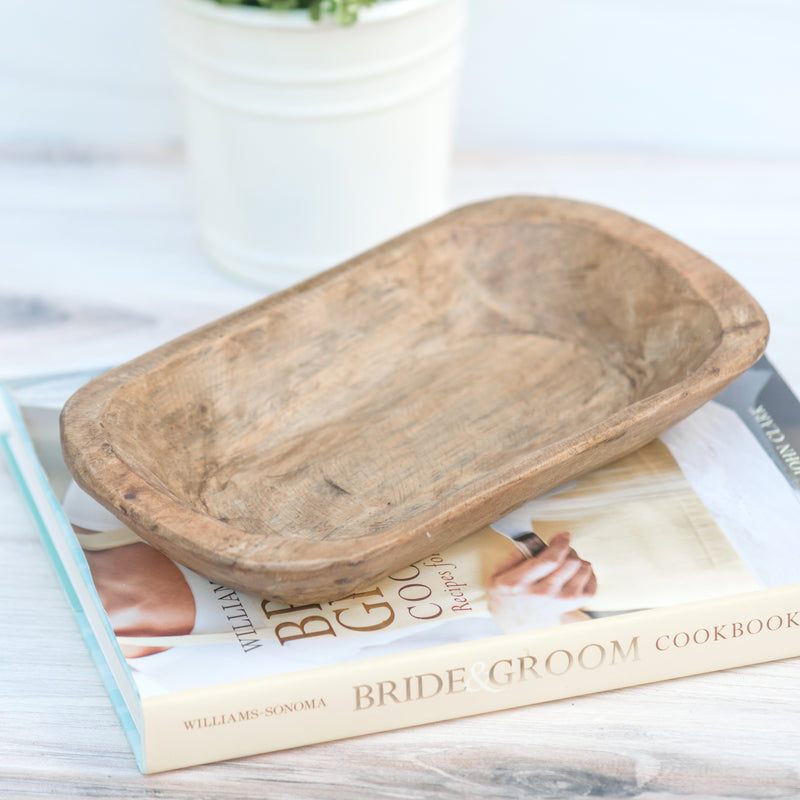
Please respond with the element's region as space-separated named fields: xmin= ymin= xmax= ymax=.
xmin=209 ymin=0 xmax=382 ymax=24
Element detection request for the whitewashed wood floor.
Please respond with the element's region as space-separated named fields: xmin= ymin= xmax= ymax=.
xmin=2 ymin=150 xmax=800 ymax=798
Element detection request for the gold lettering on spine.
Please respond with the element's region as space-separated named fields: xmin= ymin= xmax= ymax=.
xmin=352 ymin=637 xmax=642 ymax=711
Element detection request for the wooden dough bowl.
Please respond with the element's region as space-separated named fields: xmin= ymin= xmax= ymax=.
xmin=60 ymin=196 xmax=768 ymax=604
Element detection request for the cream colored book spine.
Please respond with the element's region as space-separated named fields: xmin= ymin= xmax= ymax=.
xmin=142 ymin=583 xmax=800 ymax=773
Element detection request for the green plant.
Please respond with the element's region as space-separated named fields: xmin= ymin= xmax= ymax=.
xmin=212 ymin=0 xmax=381 ymax=25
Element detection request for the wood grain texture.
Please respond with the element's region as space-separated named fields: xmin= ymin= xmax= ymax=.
xmin=59 ymin=196 xmax=768 ymax=604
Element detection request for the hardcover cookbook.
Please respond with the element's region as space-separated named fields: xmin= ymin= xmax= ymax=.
xmin=3 ymin=357 xmax=800 ymax=773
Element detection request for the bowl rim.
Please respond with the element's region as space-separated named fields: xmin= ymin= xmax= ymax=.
xmin=60 ymin=195 xmax=769 ymax=601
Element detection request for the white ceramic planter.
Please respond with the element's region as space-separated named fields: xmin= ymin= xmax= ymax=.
xmin=166 ymin=0 xmax=466 ymax=288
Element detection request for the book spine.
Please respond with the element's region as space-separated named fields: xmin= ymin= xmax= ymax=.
xmin=143 ymin=582 xmax=800 ymax=773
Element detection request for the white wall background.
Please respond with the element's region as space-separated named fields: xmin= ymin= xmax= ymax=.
xmin=2 ymin=0 xmax=799 ymax=158
xmin=1 ymin=0 xmax=179 ymax=154
xmin=459 ymin=0 xmax=800 ymax=158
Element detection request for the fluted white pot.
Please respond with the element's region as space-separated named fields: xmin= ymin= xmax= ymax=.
xmin=166 ymin=0 xmax=465 ymax=288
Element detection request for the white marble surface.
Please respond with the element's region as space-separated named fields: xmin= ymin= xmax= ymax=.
xmin=2 ymin=150 xmax=800 ymax=797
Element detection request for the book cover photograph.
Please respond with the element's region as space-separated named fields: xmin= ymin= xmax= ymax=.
xmin=3 ymin=356 xmax=800 ymax=773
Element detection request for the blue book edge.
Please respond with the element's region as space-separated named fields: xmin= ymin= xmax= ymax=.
xmin=0 ymin=384 xmax=146 ymax=772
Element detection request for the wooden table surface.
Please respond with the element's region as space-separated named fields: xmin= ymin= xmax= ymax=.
xmin=3 ymin=151 xmax=800 ymax=798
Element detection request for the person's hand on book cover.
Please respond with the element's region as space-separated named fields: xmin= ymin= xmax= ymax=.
xmin=487 ymin=531 xmax=597 ymax=632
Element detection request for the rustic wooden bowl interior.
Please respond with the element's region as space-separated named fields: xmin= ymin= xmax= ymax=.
xmin=61 ymin=197 xmax=768 ymax=603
